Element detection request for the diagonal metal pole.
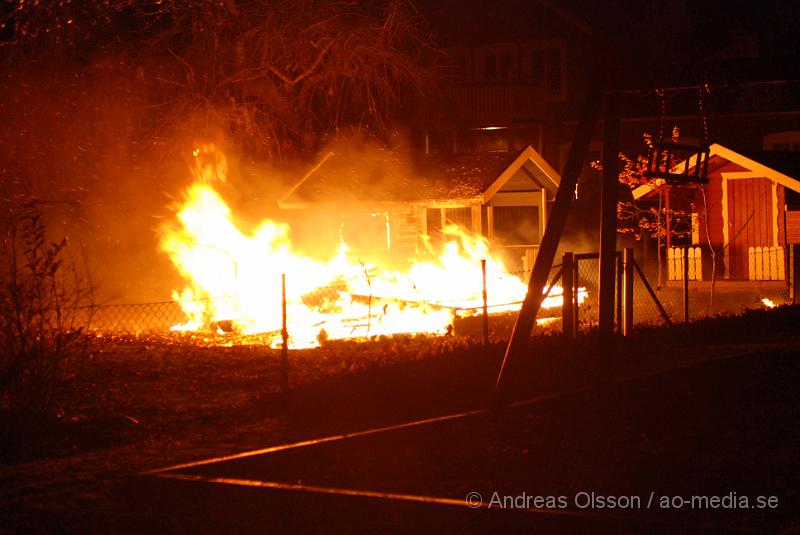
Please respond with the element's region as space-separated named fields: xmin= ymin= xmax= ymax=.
xmin=632 ymin=259 xmax=673 ymax=327
xmin=492 ymin=76 xmax=603 ymax=408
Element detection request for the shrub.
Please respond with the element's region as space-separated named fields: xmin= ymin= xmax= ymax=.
xmin=0 ymin=198 xmax=94 ymax=416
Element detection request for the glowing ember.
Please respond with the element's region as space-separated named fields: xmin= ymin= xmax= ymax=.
xmin=761 ymin=298 xmax=776 ymax=308
xmin=161 ymin=146 xmax=585 ymax=348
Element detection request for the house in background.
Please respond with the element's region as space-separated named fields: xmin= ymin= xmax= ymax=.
xmin=417 ymin=0 xmax=595 ymax=166
xmin=633 ymin=144 xmax=800 ymax=280
xmin=278 ymin=145 xmax=561 ymax=271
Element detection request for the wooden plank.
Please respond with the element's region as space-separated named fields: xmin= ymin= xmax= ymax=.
xmin=729 ymin=179 xmax=736 ymax=277
xmin=760 ymin=180 xmax=767 ymax=243
xmin=755 ymin=246 xmax=763 ymax=280
xmin=787 ymin=212 xmax=800 ymax=244
xmin=706 ymin=177 xmax=724 ymax=246
xmin=751 ymin=180 xmax=758 ymax=247
xmin=745 ymin=180 xmax=753 ymax=267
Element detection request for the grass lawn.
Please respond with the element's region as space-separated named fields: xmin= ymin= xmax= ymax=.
xmin=1 ymin=307 xmax=799 ymax=532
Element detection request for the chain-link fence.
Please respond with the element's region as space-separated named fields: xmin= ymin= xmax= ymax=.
xmin=73 ymin=262 xmax=565 ymax=344
xmin=574 ymin=254 xmax=601 ymax=332
xmin=74 ymin=301 xmax=188 ymax=333
xmin=634 ymin=252 xmax=791 ymax=321
xmin=73 ymin=248 xmax=794 ymax=341
xmin=570 ymin=247 xmax=794 ymax=333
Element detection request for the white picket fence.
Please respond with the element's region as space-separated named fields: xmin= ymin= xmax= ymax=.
xmin=748 ymin=246 xmax=785 ymax=281
xmin=668 ymin=246 xmax=702 ymax=281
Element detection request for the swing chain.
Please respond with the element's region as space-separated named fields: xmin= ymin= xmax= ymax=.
xmin=644 ymin=85 xmax=710 ymax=184
xmin=655 ymin=88 xmax=666 ymax=144
xmin=698 ymin=83 xmax=710 ymax=147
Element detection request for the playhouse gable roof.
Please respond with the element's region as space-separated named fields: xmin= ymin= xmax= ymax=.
xmin=279 ymin=145 xmax=560 ymax=208
xmin=632 ymin=143 xmax=800 ymax=200
xmin=482 ymin=145 xmax=561 ymax=203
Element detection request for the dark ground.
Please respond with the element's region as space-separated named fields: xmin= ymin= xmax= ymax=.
xmin=2 ymin=308 xmax=800 ymax=533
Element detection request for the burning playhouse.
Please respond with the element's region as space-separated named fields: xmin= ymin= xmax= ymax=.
xmin=278 ymin=145 xmax=561 ymax=272
xmin=633 ymin=143 xmax=800 ymax=281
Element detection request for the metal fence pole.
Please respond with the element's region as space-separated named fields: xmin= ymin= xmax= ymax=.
xmin=616 ymin=251 xmax=623 ymax=334
xmin=281 ymin=273 xmax=289 ymax=396
xmin=623 ymin=247 xmax=634 ymax=336
xmin=793 ymin=245 xmax=800 ymax=305
xmin=683 ymin=246 xmax=690 ymax=323
xmin=574 ymin=257 xmax=581 ymax=334
xmin=481 ymin=259 xmax=489 ymax=345
xmin=562 ymin=252 xmax=575 ymax=337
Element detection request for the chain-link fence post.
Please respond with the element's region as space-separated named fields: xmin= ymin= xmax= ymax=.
xmin=562 ymin=252 xmax=575 ymax=337
xmin=481 ymin=259 xmax=489 ymax=345
xmin=616 ymin=251 xmax=623 ymax=334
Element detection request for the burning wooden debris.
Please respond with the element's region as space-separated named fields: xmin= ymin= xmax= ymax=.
xmin=160 ymin=146 xmax=586 ymax=348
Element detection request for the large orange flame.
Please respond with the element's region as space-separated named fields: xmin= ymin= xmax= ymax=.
xmin=161 ymin=146 xmax=584 ymax=348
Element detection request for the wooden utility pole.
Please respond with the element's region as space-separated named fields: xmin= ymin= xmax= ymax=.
xmin=598 ymin=92 xmax=620 ymax=337
xmin=493 ymin=78 xmax=603 ymax=407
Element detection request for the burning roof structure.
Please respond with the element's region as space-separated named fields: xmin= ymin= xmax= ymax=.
xmin=153 ymin=144 xmax=578 ymax=347
xmin=279 ymin=145 xmax=560 ymax=207
xmin=279 ymin=146 xmax=561 ymax=272
xmin=157 ymin=144 xmax=585 ymax=348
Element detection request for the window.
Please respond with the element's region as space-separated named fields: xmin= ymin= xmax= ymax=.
xmin=547 ymin=47 xmax=562 ymax=96
xmin=499 ymin=54 xmax=513 ymax=82
xmin=426 ymin=207 xmax=473 ymax=242
xmin=786 ymin=189 xmax=800 ymax=210
xmin=773 ymin=142 xmax=800 ymax=150
xmin=763 ymin=131 xmax=800 ymax=150
xmin=530 ymin=49 xmax=544 ymax=87
xmin=485 ymin=53 xmax=497 ymax=80
xmin=474 ymin=129 xmax=511 ymax=153
xmin=426 ymin=208 xmax=443 ymax=242
xmin=444 ymin=207 xmax=472 ymax=230
xmin=492 ymin=206 xmax=539 ymax=245
xmin=452 ymin=55 xmax=467 ymax=82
